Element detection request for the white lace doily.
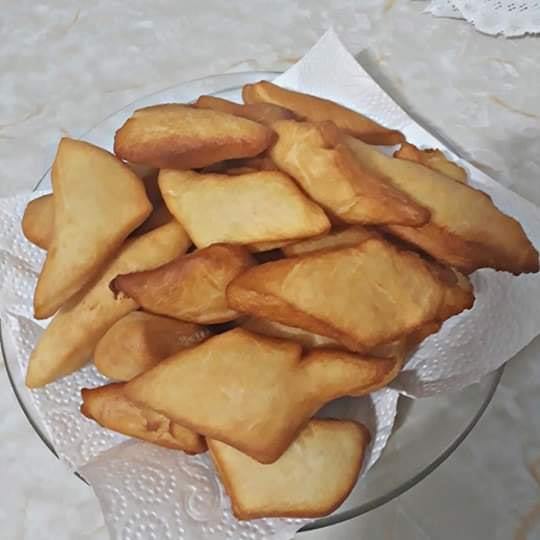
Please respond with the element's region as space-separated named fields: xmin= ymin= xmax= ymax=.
xmin=424 ymin=0 xmax=540 ymax=36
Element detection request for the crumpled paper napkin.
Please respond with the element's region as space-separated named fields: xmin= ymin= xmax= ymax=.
xmin=2 ymin=28 xmax=540 ymax=540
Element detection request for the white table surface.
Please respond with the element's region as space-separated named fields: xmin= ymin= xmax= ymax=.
xmin=1 ymin=1 xmax=540 ymax=539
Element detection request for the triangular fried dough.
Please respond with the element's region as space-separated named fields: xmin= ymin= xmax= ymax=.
xmin=81 ymin=383 xmax=206 ymax=454
xmin=94 ymin=312 xmax=210 ymax=381
xmin=242 ymin=81 xmax=404 ymax=145
xmin=159 ymin=169 xmax=330 ymax=248
xmin=394 ymin=143 xmax=467 ymax=184
xmin=208 ymin=419 xmax=370 ymax=519
xmin=114 ymin=104 xmax=274 ymax=169
xmin=22 ymin=165 xmax=160 ymax=250
xmin=346 ymin=136 xmax=539 ymax=275
xmin=26 ymin=222 xmax=190 ymax=388
xmin=21 ymin=194 xmax=54 ymax=250
xmin=112 ymin=244 xmax=255 ymax=324
xmin=33 ymin=138 xmax=152 ymax=318
xmin=194 ymin=95 xmax=296 ymax=125
xmin=125 ymin=328 xmax=399 ymax=463
xmin=227 ymin=238 xmax=474 ymax=351
xmin=270 ymin=120 xmax=429 ymax=226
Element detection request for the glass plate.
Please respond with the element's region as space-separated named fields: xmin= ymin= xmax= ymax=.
xmin=3 ymin=71 xmax=503 ymax=532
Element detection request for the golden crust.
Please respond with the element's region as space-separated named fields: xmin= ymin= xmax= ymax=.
xmin=25 ymin=222 xmax=190 ymax=388
xmin=242 ymin=80 xmax=404 ymax=145
xmin=111 ymin=244 xmax=255 ymax=324
xmin=270 ymin=120 xmax=430 ymax=226
xmin=81 ymin=383 xmax=206 ymax=453
xmin=114 ymin=104 xmax=275 ymax=170
xmin=194 ymin=95 xmax=296 ymax=126
xmin=33 ymin=138 xmax=152 ymax=319
xmin=227 ymin=238 xmax=474 ymax=351
xmin=21 ymin=194 xmax=54 ymax=250
xmin=346 ymin=136 xmax=539 ymax=274
xmin=208 ymin=419 xmax=370 ymax=519
xmin=124 ymin=328 xmax=398 ymax=463
xmin=94 ymin=312 xmax=210 ymax=381
xmin=159 ymin=168 xmax=331 ymax=248
xmin=23 ymin=165 xmax=161 ymax=250
xmin=394 ymin=143 xmax=467 ymax=184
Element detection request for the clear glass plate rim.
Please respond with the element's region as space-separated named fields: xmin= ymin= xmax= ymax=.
xmin=1 ymin=69 xmax=503 ymax=532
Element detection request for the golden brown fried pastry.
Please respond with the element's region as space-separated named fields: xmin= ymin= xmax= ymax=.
xmin=159 ymin=168 xmax=330 ymax=248
xmin=125 ymin=328 xmax=400 ymax=463
xmin=22 ymin=165 xmax=160 ymax=250
xmin=227 ymin=238 xmax=474 ymax=351
xmin=346 ymin=136 xmax=539 ymax=274
xmin=114 ymin=104 xmax=274 ymax=170
xmin=33 ymin=138 xmax=152 ymax=319
xmin=270 ymin=120 xmax=429 ymax=226
xmin=282 ymin=225 xmax=379 ymax=257
xmin=394 ymin=143 xmax=467 ymax=184
xmin=94 ymin=312 xmax=210 ymax=381
xmin=25 ymin=222 xmax=190 ymax=388
xmin=243 ymin=80 xmax=404 ymax=145
xmin=208 ymin=419 xmax=370 ymax=519
xmin=112 ymin=244 xmax=255 ymax=324
xmin=21 ymin=194 xmax=54 ymax=250
xmin=194 ymin=95 xmax=296 ymax=125
xmin=81 ymin=383 xmax=206 ymax=453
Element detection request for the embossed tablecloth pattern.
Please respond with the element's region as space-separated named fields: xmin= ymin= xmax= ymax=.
xmin=1 ymin=2 xmax=540 ymax=540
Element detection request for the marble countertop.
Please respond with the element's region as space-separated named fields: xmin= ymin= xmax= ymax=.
xmin=1 ymin=1 xmax=539 ymax=539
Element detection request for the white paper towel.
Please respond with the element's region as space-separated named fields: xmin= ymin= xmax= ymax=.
xmin=423 ymin=1 xmax=540 ymax=37
xmin=1 ymin=29 xmax=540 ymax=539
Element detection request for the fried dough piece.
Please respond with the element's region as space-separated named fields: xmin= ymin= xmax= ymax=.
xmin=114 ymin=104 xmax=274 ymax=170
xmin=270 ymin=120 xmax=429 ymax=226
xmin=394 ymin=143 xmax=467 ymax=184
xmin=227 ymin=238 xmax=474 ymax=351
xmin=21 ymin=194 xmax=54 ymax=249
xmin=112 ymin=244 xmax=254 ymax=324
xmin=94 ymin=312 xmax=210 ymax=381
xmin=282 ymin=225 xmax=379 ymax=257
xmin=25 ymin=222 xmax=190 ymax=388
xmin=125 ymin=328 xmax=400 ymax=463
xmin=81 ymin=383 xmax=206 ymax=453
xmin=22 ymin=165 xmax=160 ymax=250
xmin=346 ymin=136 xmax=539 ymax=274
xmin=208 ymin=419 xmax=370 ymax=519
xmin=194 ymin=95 xmax=296 ymax=126
xmin=33 ymin=138 xmax=152 ymax=319
xmin=160 ymin=168 xmax=330 ymax=248
xmin=243 ymin=81 xmax=404 ymax=145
